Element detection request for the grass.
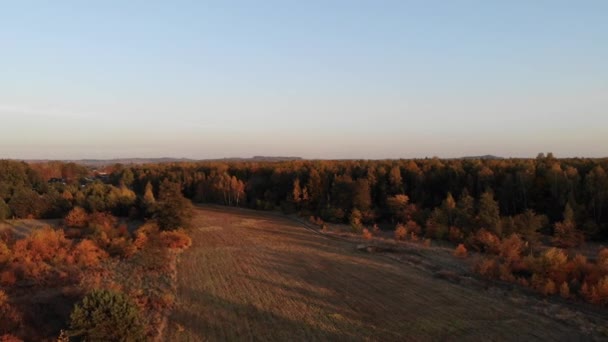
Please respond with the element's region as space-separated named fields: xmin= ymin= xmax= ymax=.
xmin=165 ymin=206 xmax=604 ymax=341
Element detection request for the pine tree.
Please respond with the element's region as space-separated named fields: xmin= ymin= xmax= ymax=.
xmin=69 ymin=289 xmax=145 ymax=341
xmin=478 ymin=191 xmax=501 ymax=235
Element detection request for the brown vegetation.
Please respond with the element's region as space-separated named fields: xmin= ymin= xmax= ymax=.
xmin=454 ymin=244 xmax=468 ymax=258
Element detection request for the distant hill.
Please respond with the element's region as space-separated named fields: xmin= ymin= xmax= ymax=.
xmin=23 ymin=156 xmax=303 ymax=167
xmin=460 ymin=155 xmax=504 ymax=160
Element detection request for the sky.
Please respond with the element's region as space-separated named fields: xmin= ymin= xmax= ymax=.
xmin=1 ymin=1 xmax=607 ymax=160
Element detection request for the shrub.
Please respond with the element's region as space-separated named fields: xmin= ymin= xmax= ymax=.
xmin=394 ymin=224 xmax=407 ymax=241
xmin=560 ymin=282 xmax=570 ymax=299
xmin=107 ymin=237 xmax=136 ymax=258
xmin=0 ymin=270 xmax=16 ymax=286
xmin=540 ymin=248 xmax=568 ymax=273
xmin=349 ymin=209 xmax=363 ymax=233
xmin=453 ymin=244 xmax=467 ymax=258
xmin=72 ymin=240 xmax=108 ymax=267
xmin=0 ymin=290 xmax=22 ymax=336
xmin=0 ymin=199 xmax=10 ymax=221
xmin=498 ymin=234 xmax=527 ymax=264
xmin=0 ymin=241 xmax=10 ymax=265
xmin=476 ymin=257 xmax=499 ymax=279
xmin=159 ymin=230 xmax=192 ymax=250
xmin=448 ymin=227 xmax=464 ymax=243
xmin=589 ymin=276 xmax=608 ymax=305
xmin=597 ymin=248 xmax=608 ymax=271
xmin=405 ymin=220 xmax=421 ymax=236
xmin=372 ymin=224 xmax=381 ymax=235
xmin=542 ymin=279 xmax=557 ymax=296
xmin=88 ymin=212 xmax=118 ymax=231
xmin=468 ymin=229 xmax=500 ymax=254
xmin=361 ymin=228 xmax=372 ymax=240
xmin=0 ymin=335 xmax=22 ymax=342
xmin=424 ymin=219 xmax=448 ymax=240
xmin=553 ymin=220 xmax=584 ymax=248
xmin=68 ymin=289 xmax=146 ymax=341
xmin=0 ymin=229 xmax=14 ymax=245
xmin=64 ymin=207 xmax=88 ymax=228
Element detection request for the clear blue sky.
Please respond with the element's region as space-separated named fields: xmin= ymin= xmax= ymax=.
xmin=1 ymin=1 xmax=606 ymax=159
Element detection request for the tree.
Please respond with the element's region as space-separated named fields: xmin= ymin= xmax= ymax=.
xmin=0 ymin=199 xmax=10 ymax=221
xmin=292 ymin=178 xmax=302 ymax=204
xmin=230 ymin=176 xmax=245 ymax=207
xmin=352 ymin=179 xmax=372 ymax=211
xmin=388 ymin=166 xmax=403 ymax=194
xmin=455 ymin=189 xmax=475 ymax=231
xmin=553 ymin=203 xmax=584 ymax=248
xmin=442 ymin=192 xmax=457 ymax=226
xmin=65 ymin=207 xmax=89 ymax=228
xmin=478 ymin=191 xmax=501 ymax=235
xmin=142 ymin=181 xmax=156 ymax=217
xmin=68 ymin=289 xmax=145 ymax=341
xmin=386 ymin=194 xmax=412 ymax=222
xmin=155 ymin=180 xmax=193 ymax=230
xmin=8 ymin=188 xmax=43 ymax=218
xmin=119 ymin=169 xmax=135 ymax=187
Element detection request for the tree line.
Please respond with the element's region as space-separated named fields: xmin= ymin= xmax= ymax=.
xmin=1 ymin=156 xmax=607 ymax=242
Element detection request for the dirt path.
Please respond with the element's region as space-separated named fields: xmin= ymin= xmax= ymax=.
xmin=165 ymin=206 xmax=599 ymax=341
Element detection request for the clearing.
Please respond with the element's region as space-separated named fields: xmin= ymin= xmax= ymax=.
xmin=165 ymin=206 xmax=606 ymax=341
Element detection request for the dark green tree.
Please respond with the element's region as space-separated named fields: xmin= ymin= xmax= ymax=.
xmin=68 ymin=289 xmax=146 ymax=342
xmin=478 ymin=190 xmax=501 ymax=235
xmin=156 ymin=179 xmax=193 ymax=230
xmin=0 ymin=198 xmax=10 ymax=220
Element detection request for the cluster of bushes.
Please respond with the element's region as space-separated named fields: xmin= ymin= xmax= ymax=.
xmin=0 ymin=227 xmax=107 ymax=287
xmin=472 ymin=232 xmax=608 ymax=306
xmin=0 ymin=206 xmax=193 ymax=340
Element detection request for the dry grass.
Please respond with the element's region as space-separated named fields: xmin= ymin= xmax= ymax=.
xmin=164 ymin=206 xmax=604 ymax=341
xmin=0 ymin=219 xmax=61 ymax=239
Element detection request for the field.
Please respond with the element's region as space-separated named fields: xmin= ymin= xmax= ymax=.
xmin=165 ymin=206 xmax=605 ymax=341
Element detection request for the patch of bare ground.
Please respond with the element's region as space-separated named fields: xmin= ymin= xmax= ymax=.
xmin=0 ymin=219 xmax=61 ymax=238
xmin=166 ymin=206 xmax=607 ymax=341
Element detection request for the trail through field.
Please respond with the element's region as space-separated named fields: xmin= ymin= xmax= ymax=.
xmin=165 ymin=206 xmax=595 ymax=341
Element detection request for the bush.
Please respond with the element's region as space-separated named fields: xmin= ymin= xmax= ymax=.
xmin=448 ymin=227 xmax=464 ymax=243
xmin=498 ymin=234 xmax=527 ymax=264
xmin=553 ymin=220 xmax=584 ymax=248
xmin=476 ymin=257 xmax=499 ymax=279
xmin=0 ymin=199 xmax=10 ymax=221
xmin=394 ymin=224 xmax=407 ymax=241
xmin=72 ymin=240 xmax=108 ymax=267
xmin=361 ymin=228 xmax=372 ymax=240
xmin=598 ymin=248 xmax=608 ymax=271
xmin=68 ymin=289 xmax=146 ymax=341
xmin=0 ymin=290 xmax=22 ymax=336
xmin=560 ymin=282 xmax=570 ymax=298
xmin=64 ymin=207 xmax=89 ymax=228
xmin=88 ymin=212 xmax=118 ymax=231
xmin=159 ymin=230 xmax=192 ymax=250
xmin=0 ymin=334 xmax=22 ymax=342
xmin=405 ymin=220 xmax=421 ymax=235
xmin=468 ymin=229 xmax=500 ymax=254
xmin=453 ymin=244 xmax=467 ymax=258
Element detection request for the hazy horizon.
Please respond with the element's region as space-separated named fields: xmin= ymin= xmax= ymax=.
xmin=2 ymin=1 xmax=607 ymax=159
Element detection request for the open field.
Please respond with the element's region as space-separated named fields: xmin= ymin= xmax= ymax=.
xmin=165 ymin=206 xmax=605 ymax=341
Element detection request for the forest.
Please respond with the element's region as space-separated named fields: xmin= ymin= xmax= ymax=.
xmin=1 ymin=156 xmax=607 ymax=242
xmin=1 ymin=156 xmax=608 ymax=339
